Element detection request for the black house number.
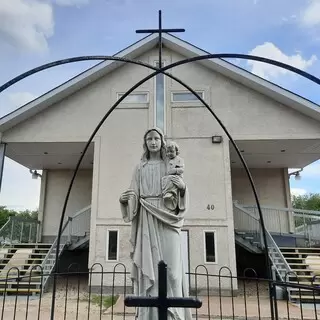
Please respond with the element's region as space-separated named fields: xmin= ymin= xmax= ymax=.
xmin=207 ymin=204 xmax=215 ymax=210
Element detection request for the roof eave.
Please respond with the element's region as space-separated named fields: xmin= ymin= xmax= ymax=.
xmin=1 ymin=32 xmax=320 ymax=133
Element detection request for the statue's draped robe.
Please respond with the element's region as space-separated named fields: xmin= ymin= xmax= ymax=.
xmin=121 ymin=160 xmax=192 ymax=320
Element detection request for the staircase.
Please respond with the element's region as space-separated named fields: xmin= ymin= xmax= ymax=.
xmin=0 ymin=243 xmax=52 ymax=294
xmin=234 ymin=230 xmax=262 ymax=253
xmin=280 ymin=247 xmax=320 ymax=303
xmin=0 ymin=205 xmax=91 ymax=295
xmin=234 ymin=202 xmax=320 ymax=303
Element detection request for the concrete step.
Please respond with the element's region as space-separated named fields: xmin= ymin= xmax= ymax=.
xmin=0 ymin=242 xmax=62 ymax=295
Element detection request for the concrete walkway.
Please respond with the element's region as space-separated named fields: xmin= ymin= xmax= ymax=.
xmin=110 ymin=295 xmax=320 ymax=319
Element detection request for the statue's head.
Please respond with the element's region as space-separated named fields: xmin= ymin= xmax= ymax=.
xmin=166 ymin=141 xmax=179 ymax=159
xmin=142 ymin=127 xmax=166 ymax=161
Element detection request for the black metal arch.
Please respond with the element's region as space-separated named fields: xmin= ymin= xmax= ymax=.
xmin=1 ymin=54 xmax=319 ymax=320
xmin=2 ymin=53 xmax=320 ymax=94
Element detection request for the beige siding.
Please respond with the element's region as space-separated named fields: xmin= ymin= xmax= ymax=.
xmin=231 ymin=168 xmax=292 ymax=233
xmin=3 ymin=48 xmax=320 ymax=144
xmin=169 ymin=51 xmax=320 ymax=139
xmin=3 ymin=45 xmax=320 ymax=286
xmin=231 ymin=168 xmax=287 ymax=207
xmin=42 ymin=169 xmax=92 ymax=236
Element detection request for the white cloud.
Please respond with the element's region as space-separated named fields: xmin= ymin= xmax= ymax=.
xmin=301 ymin=0 xmax=320 ymax=27
xmin=0 ymin=92 xmax=38 ymax=118
xmin=54 ymin=0 xmax=89 ymax=6
xmin=291 ymin=188 xmax=307 ymax=196
xmin=8 ymin=92 xmax=37 ymax=107
xmin=0 ymin=0 xmax=54 ymax=52
xmin=247 ymin=42 xmax=317 ymax=79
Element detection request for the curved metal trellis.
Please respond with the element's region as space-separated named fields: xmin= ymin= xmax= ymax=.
xmin=1 ymin=53 xmax=320 ymax=320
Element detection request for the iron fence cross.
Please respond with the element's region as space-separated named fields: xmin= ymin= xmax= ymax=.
xmin=136 ymin=10 xmax=185 ymax=67
xmin=125 ymin=260 xmax=202 ymax=320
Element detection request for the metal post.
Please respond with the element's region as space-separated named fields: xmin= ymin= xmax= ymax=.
xmin=28 ymin=223 xmax=32 ymax=243
xmin=68 ymin=218 xmax=72 ymax=244
xmin=19 ymin=222 xmax=24 ymax=242
xmin=158 ymin=261 xmax=167 ymax=320
xmin=10 ymin=218 xmax=14 ymax=243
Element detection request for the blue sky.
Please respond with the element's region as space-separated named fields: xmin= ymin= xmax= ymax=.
xmin=0 ymin=0 xmax=320 ymax=210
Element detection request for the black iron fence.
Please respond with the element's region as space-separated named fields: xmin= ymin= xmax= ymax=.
xmin=0 ymin=263 xmax=319 ymax=320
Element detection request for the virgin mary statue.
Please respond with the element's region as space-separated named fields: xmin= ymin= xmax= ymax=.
xmin=119 ymin=128 xmax=192 ymax=320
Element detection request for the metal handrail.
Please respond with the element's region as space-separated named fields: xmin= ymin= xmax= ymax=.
xmin=234 ymin=202 xmax=293 ymax=282
xmin=243 ymin=205 xmax=320 ymax=216
xmin=70 ymin=205 xmax=91 ymax=219
xmin=0 ymin=216 xmax=39 ymax=245
xmin=265 ymin=229 xmax=292 ymax=280
xmin=40 ymin=219 xmax=70 ymax=292
xmin=40 ymin=205 xmax=91 ymax=291
xmin=68 ymin=205 xmax=91 ymax=238
xmin=234 ymin=202 xmax=259 ymax=221
xmin=243 ymin=205 xmax=320 ymax=241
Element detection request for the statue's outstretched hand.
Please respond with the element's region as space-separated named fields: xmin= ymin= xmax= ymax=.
xmin=119 ymin=191 xmax=130 ymax=204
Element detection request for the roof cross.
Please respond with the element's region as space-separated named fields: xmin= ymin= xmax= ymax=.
xmin=136 ymin=10 xmax=185 ymax=67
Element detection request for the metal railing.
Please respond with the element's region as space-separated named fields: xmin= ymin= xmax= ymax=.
xmin=0 ymin=216 xmax=39 ymax=245
xmin=40 ymin=205 xmax=91 ymax=291
xmin=1 ymin=262 xmax=320 ymax=320
xmin=233 ymin=201 xmax=262 ymax=244
xmin=68 ymin=205 xmax=91 ymax=239
xmin=242 ymin=205 xmax=320 ymax=240
xmin=233 ymin=203 xmax=293 ymax=282
xmin=41 ymin=219 xmax=70 ymax=292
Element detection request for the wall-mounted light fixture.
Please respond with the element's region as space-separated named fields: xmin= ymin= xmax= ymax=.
xmin=212 ymin=135 xmax=222 ymax=144
xmin=288 ymin=168 xmax=303 ymax=181
xmin=29 ymin=169 xmax=42 ymax=180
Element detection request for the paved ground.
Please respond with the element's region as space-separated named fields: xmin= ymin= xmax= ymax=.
xmin=1 ymin=293 xmax=319 ymax=320
xmin=0 ymin=278 xmax=318 ymax=319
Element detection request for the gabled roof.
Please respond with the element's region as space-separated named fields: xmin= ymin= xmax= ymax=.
xmin=1 ymin=33 xmax=320 ymax=132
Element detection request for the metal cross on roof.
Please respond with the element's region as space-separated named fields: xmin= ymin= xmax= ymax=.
xmin=124 ymin=260 xmax=202 ymax=320
xmin=136 ymin=10 xmax=185 ymax=67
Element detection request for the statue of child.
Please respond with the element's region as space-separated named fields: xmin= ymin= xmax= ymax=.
xmin=162 ymin=141 xmax=185 ymax=211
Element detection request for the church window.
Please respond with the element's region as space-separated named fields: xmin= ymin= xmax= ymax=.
xmin=155 ymin=61 xmax=165 ymax=132
xmin=106 ymin=230 xmax=119 ymax=261
xmin=171 ymin=91 xmax=204 ymax=102
xmin=117 ymin=92 xmax=149 ymax=103
xmin=204 ymin=231 xmax=216 ymax=263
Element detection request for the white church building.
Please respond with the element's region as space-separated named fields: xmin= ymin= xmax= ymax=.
xmin=1 ymin=33 xmax=320 ymax=295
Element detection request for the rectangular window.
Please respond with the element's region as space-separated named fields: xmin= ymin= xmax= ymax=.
xmin=117 ymin=92 xmax=149 ymax=103
xmin=106 ymin=230 xmax=118 ymax=261
xmin=171 ymin=91 xmax=204 ymax=102
xmin=155 ymin=61 xmax=165 ymax=132
xmin=204 ymin=231 xmax=216 ymax=263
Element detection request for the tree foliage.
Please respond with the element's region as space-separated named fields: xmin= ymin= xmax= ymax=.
xmin=0 ymin=206 xmax=38 ymax=229
xmin=292 ymin=193 xmax=320 ymax=211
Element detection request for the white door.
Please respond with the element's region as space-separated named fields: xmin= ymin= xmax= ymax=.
xmin=181 ymin=230 xmax=190 ymax=292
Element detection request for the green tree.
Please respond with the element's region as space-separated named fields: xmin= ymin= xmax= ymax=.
xmin=292 ymin=193 xmax=320 ymax=211
xmin=0 ymin=206 xmax=38 ymax=229
xmin=16 ymin=209 xmax=38 ymax=220
xmin=0 ymin=206 xmax=17 ymax=229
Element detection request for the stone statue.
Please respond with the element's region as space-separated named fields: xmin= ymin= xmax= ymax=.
xmin=119 ymin=128 xmax=192 ymax=320
xmin=162 ymin=140 xmax=185 ymax=212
